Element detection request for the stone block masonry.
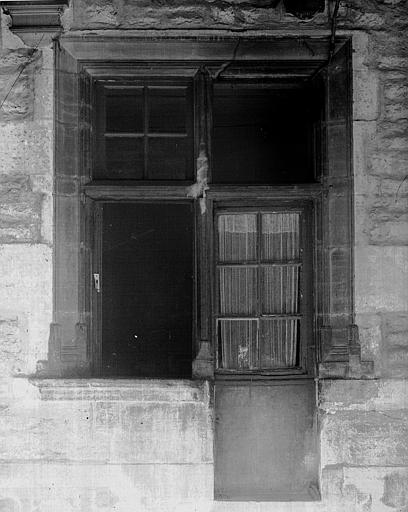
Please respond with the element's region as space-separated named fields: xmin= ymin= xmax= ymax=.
xmin=0 ymin=48 xmax=40 ymax=120
xmin=0 ymin=0 xmax=407 ymax=510
xmin=351 ymin=8 xmax=408 ymax=385
xmin=0 ymin=175 xmax=42 ymax=242
xmin=0 ymin=20 xmax=53 ymax=376
xmin=0 ymin=379 xmax=214 ymax=512
xmin=0 ymin=379 xmax=407 ymax=511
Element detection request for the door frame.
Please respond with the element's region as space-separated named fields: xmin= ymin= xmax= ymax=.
xmin=88 ymin=195 xmax=198 ymax=377
xmin=49 ymin=35 xmax=364 ymax=379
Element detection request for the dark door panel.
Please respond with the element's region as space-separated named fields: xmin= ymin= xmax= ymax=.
xmin=101 ymin=202 xmax=194 ymax=377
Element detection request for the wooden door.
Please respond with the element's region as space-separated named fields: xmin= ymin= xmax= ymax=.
xmin=98 ymin=201 xmax=194 ymax=377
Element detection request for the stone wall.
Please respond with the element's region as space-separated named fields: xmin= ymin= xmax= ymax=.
xmin=0 ymin=15 xmax=53 ymax=377
xmin=0 ymin=378 xmax=407 ymax=511
xmin=0 ymin=0 xmax=408 ymax=511
xmin=353 ymin=20 xmax=408 ymax=378
xmin=0 ymin=379 xmax=213 ymax=512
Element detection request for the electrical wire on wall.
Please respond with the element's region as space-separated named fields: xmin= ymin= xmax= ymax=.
xmin=0 ymin=33 xmax=44 ymax=112
xmin=328 ymin=0 xmax=341 ymax=64
xmin=212 ymin=39 xmax=241 ymax=80
xmin=308 ymin=0 xmax=341 ymax=81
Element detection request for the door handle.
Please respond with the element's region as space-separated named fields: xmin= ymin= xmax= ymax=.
xmin=93 ymin=273 xmax=101 ymax=293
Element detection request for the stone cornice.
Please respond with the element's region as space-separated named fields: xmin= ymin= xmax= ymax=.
xmin=0 ymin=0 xmax=68 ymax=33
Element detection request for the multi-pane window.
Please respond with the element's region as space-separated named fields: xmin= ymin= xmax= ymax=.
xmin=216 ymin=209 xmax=310 ymax=373
xmin=92 ymin=76 xmax=317 ymax=377
xmin=95 ymin=81 xmax=194 ymax=180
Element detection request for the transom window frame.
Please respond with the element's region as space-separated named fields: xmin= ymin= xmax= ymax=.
xmin=94 ymin=78 xmax=195 ymax=181
xmin=46 ymin=35 xmax=369 ymax=380
xmin=211 ymin=81 xmax=320 ymax=185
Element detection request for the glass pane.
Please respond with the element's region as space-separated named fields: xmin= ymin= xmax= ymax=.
xmin=106 ymin=89 xmax=143 ymax=133
xmin=147 ymin=137 xmax=191 ymax=180
xmin=212 ymin=86 xmax=316 ymax=184
xmin=219 ymin=267 xmax=257 ymax=315
xmin=218 ymin=320 xmax=258 ymax=370
xmin=262 ymin=212 xmax=300 ymax=261
xmin=262 ymin=265 xmax=300 ymax=314
xmin=148 ymin=87 xmax=187 ymax=133
xmin=260 ymin=319 xmax=299 ymax=369
xmin=218 ymin=214 xmax=257 ymax=262
xmin=104 ymin=137 xmax=144 ymax=179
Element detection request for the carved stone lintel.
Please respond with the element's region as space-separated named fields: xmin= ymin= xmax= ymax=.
xmin=192 ymin=340 xmax=214 ymax=379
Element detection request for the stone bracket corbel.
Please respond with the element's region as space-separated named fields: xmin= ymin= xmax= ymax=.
xmin=0 ymin=0 xmax=69 ymax=45
xmin=347 ymin=324 xmax=374 ymax=378
xmin=318 ymin=324 xmax=374 ymax=379
xmin=192 ymin=340 xmax=213 ymax=379
xmin=36 ymin=322 xmax=90 ymax=377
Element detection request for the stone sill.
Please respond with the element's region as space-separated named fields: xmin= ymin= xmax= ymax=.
xmin=29 ymin=378 xmax=211 ymax=403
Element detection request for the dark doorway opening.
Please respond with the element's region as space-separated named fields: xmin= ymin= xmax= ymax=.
xmin=101 ymin=202 xmax=194 ymax=378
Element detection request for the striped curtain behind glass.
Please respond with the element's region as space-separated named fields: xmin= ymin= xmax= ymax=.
xmin=217 ymin=211 xmax=301 ymax=371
